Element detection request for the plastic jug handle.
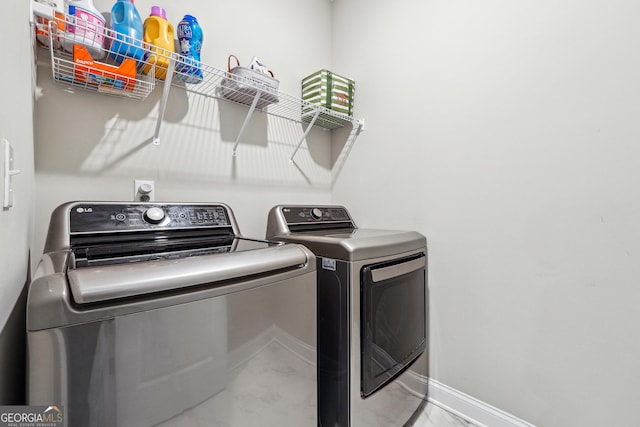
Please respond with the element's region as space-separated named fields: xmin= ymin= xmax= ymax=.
xmin=228 ymin=54 xmax=240 ymax=72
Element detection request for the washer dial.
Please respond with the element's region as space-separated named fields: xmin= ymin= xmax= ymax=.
xmin=143 ymin=207 xmax=166 ymax=224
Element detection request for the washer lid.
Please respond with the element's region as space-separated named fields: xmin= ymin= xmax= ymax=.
xmin=271 ymin=228 xmax=426 ymax=261
xmin=67 ymin=242 xmax=310 ymax=304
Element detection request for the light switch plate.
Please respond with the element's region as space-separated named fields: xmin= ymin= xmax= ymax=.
xmin=3 ymin=139 xmax=20 ymax=209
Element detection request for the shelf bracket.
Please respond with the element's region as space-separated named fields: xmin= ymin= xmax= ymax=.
xmin=232 ymin=90 xmax=262 ymax=156
xmin=289 ymin=109 xmax=320 ymax=163
xmin=152 ymin=57 xmax=176 ymax=146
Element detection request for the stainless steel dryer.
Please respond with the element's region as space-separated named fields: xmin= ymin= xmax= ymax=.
xmin=266 ymin=205 xmax=428 ymax=427
xmin=28 ymin=202 xmax=317 ymax=427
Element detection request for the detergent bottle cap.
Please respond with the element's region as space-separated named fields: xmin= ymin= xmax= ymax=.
xmin=150 ymin=6 xmax=166 ymax=19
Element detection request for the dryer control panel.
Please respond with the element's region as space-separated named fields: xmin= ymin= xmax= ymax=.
xmin=281 ymin=206 xmax=352 ymax=224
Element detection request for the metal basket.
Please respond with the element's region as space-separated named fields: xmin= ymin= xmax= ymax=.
xmin=220 ymin=55 xmax=279 ymax=109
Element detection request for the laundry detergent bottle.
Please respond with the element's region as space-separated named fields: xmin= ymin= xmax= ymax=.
xmin=109 ymin=0 xmax=144 ymax=64
xmin=63 ymin=0 xmax=107 ymax=59
xmin=142 ymin=6 xmax=175 ymax=80
xmin=176 ymin=15 xmax=203 ymax=84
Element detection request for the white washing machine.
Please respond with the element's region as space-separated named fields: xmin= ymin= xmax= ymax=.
xmin=266 ymin=205 xmax=429 ymax=427
xmin=28 ymin=201 xmax=318 ymax=427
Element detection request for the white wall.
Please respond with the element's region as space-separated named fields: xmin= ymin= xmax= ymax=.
xmin=331 ymin=1 xmax=640 ymax=426
xmin=33 ymin=0 xmax=336 ymax=258
xmin=0 ymin=0 xmax=36 ymax=403
xmin=28 ymin=0 xmax=640 ymax=424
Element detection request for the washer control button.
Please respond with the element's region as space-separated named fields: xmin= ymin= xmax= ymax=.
xmin=143 ymin=207 xmax=165 ymax=224
xmin=311 ymin=208 xmax=323 ymax=220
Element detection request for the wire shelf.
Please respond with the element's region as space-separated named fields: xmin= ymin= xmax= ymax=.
xmin=37 ymin=12 xmax=155 ymax=100
xmin=171 ymin=58 xmax=358 ymax=130
xmin=32 ymin=3 xmax=363 ymax=149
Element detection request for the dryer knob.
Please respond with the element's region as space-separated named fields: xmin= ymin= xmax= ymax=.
xmin=311 ymin=208 xmax=323 ymax=220
xmin=143 ymin=207 xmax=165 ymax=224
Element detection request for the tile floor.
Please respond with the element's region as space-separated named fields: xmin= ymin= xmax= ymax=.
xmin=155 ymin=339 xmax=475 ymax=427
xmin=414 ymin=403 xmax=476 ymax=427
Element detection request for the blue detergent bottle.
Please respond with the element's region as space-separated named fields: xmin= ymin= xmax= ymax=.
xmin=109 ymin=0 xmax=144 ymax=64
xmin=176 ymin=15 xmax=203 ymax=84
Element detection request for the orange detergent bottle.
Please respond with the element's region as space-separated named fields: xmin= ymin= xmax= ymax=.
xmin=142 ymin=6 xmax=174 ymax=80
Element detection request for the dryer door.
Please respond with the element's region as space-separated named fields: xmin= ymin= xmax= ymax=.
xmin=360 ymin=253 xmax=427 ymax=398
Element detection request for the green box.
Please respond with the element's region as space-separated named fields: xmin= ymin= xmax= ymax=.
xmin=302 ymin=69 xmax=355 ymax=118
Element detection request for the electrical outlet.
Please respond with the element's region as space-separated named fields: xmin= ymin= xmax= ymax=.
xmin=134 ymin=179 xmax=154 ymax=202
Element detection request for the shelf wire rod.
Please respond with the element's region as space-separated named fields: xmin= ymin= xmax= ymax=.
xmin=232 ymin=90 xmax=262 ymax=157
xmin=152 ymin=57 xmax=176 ymax=145
xmin=289 ymin=109 xmax=320 ymax=163
xmin=47 ymin=21 xmax=57 ymax=82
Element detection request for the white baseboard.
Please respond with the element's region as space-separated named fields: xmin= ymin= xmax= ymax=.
xmin=427 ymin=378 xmax=536 ymax=427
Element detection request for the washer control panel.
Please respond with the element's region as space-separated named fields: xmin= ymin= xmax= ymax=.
xmin=69 ymin=203 xmax=232 ymax=233
xmin=281 ymin=206 xmax=352 ymax=224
